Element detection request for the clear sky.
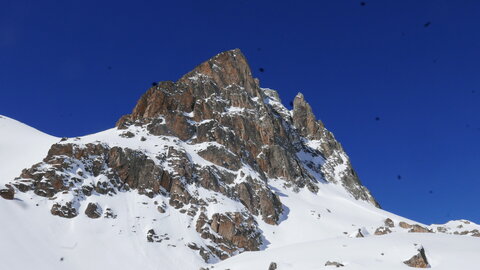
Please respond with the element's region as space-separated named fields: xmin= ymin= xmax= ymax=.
xmin=1 ymin=0 xmax=479 ymax=224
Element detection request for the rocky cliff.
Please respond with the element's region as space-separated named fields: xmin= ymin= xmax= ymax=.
xmin=2 ymin=49 xmax=378 ymax=262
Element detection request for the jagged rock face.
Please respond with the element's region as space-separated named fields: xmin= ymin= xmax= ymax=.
xmin=117 ymin=49 xmax=378 ymax=206
xmin=196 ymin=212 xmax=261 ymax=259
xmin=5 ymin=49 xmax=378 ymax=261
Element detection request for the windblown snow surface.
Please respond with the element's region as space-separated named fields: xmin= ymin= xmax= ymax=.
xmin=0 ymin=115 xmax=58 ymax=186
xmin=0 ymin=115 xmax=479 ymax=270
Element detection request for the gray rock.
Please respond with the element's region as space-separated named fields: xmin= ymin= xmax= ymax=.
xmin=374 ymin=226 xmax=392 ymax=235
xmin=51 ymin=202 xmax=77 ymax=219
xmin=384 ymin=218 xmax=394 ymax=227
xmin=0 ymin=188 xmax=14 ymax=200
xmin=325 ymin=261 xmax=344 ymax=267
xmin=85 ymin=202 xmax=102 ymax=219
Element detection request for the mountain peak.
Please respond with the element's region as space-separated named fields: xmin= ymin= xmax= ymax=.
xmin=179 ymin=48 xmax=258 ymax=96
xmin=196 ymin=48 xmax=247 ymax=74
xmin=295 ymin=92 xmax=305 ymax=100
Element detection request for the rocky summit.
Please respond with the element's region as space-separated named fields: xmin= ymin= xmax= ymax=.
xmin=2 ymin=49 xmax=377 ymax=261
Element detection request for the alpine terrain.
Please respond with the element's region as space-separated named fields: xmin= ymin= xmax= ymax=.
xmin=0 ymin=49 xmax=478 ymax=270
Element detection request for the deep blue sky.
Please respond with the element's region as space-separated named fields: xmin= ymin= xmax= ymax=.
xmin=1 ymin=0 xmax=479 ymax=224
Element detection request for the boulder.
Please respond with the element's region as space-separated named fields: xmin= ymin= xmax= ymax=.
xmin=104 ymin=208 xmax=117 ymax=219
xmin=403 ymin=247 xmax=430 ymax=268
xmin=436 ymin=226 xmax=447 ymax=233
xmin=399 ymin=221 xmax=412 ymax=229
xmin=268 ymin=262 xmax=277 ymax=270
xmin=146 ymin=229 xmax=161 ymax=243
xmin=0 ymin=188 xmax=14 ymax=200
xmin=51 ymin=202 xmax=78 ymax=218
xmin=408 ymin=224 xmax=432 ymax=233
xmin=352 ymin=228 xmax=369 ymax=238
xmin=374 ymin=226 xmax=392 ymax=235
xmin=384 ymin=218 xmax=394 ymax=227
xmin=325 ymin=261 xmax=344 ymax=267
xmin=85 ymin=202 xmax=102 ymax=219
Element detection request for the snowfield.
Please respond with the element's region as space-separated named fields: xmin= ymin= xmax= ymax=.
xmin=0 ymin=116 xmax=58 ymax=186
xmin=0 ymin=115 xmax=479 ymax=270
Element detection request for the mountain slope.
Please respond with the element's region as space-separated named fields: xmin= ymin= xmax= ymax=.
xmin=0 ymin=115 xmax=58 ymax=186
xmin=0 ymin=49 xmax=478 ymax=270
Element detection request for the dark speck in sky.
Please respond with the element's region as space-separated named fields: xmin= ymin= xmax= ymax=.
xmin=107 ymin=66 xmax=112 ymax=70
xmin=424 ymin=22 xmax=431 ymax=28
xmin=360 ymin=2 xmax=366 ymax=6
xmin=375 ymin=117 xmax=380 ymax=121
xmin=152 ymin=82 xmax=158 ymax=86
xmin=60 ymin=257 xmax=64 ymax=262
xmin=259 ymin=68 xmax=265 ymax=72
xmin=429 ymin=190 xmax=434 ymax=194
xmin=397 ymin=175 xmax=402 ymax=180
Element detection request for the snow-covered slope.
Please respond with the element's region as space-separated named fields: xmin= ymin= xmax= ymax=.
xmin=1 ymin=165 xmax=479 ymax=269
xmin=217 ymin=182 xmax=480 ymax=269
xmin=217 ymin=233 xmax=480 ymax=270
xmin=0 ymin=115 xmax=58 ymax=185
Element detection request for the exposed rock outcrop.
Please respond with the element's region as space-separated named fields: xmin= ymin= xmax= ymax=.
xmin=374 ymin=226 xmax=392 ymax=235
xmin=268 ymin=262 xmax=277 ymax=270
xmin=85 ymin=202 xmax=102 ymax=219
xmin=384 ymin=218 xmax=394 ymax=228
xmin=104 ymin=208 xmax=117 ymax=219
xmin=146 ymin=229 xmax=161 ymax=243
xmin=403 ymin=247 xmax=430 ymax=268
xmin=196 ymin=212 xmax=261 ymax=259
xmin=399 ymin=221 xmax=412 ymax=229
xmin=50 ymin=202 xmax=78 ymax=218
xmin=325 ymin=261 xmax=345 ymax=267
xmin=409 ymin=224 xmax=432 ymax=233
xmin=0 ymin=187 xmax=14 ymax=200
